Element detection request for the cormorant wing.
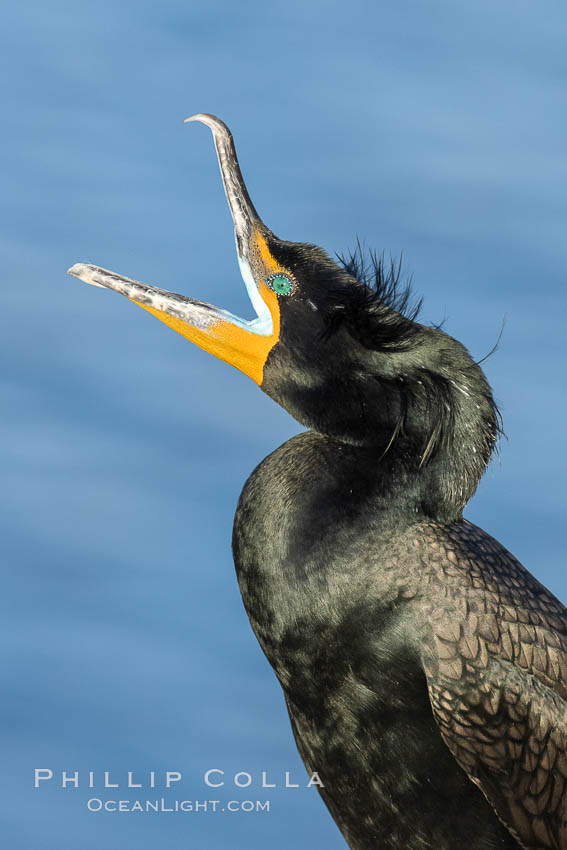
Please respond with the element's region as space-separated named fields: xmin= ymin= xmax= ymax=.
xmin=420 ymin=521 xmax=567 ymax=850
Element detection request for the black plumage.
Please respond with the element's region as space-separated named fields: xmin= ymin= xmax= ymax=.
xmin=232 ymin=237 xmax=566 ymax=849
xmin=71 ymin=114 xmax=567 ymax=850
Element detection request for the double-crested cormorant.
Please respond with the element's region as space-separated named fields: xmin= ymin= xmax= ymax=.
xmin=69 ymin=115 xmax=567 ymax=850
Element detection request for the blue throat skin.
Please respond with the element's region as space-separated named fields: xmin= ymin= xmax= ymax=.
xmin=70 ymin=115 xmax=566 ymax=850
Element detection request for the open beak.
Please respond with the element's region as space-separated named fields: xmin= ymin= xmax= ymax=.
xmin=68 ymin=114 xmax=283 ymax=385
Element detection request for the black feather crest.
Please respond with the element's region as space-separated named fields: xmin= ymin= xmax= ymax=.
xmin=322 ymin=244 xmax=423 ymax=351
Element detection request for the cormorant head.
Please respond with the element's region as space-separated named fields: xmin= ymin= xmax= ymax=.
xmin=69 ymin=114 xmax=501 ymax=518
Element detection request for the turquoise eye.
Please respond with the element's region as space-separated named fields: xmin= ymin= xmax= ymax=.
xmin=267 ymin=274 xmax=295 ymax=297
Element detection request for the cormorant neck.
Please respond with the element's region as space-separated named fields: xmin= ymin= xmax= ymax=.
xmin=306 ymin=371 xmax=499 ymax=526
xmin=262 ymin=314 xmax=500 ymax=524
xmin=308 ymin=434 xmax=463 ymax=527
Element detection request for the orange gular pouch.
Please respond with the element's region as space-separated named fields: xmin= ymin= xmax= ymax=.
xmin=130 ymin=280 xmax=280 ymax=385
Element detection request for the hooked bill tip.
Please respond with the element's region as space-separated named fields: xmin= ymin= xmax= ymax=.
xmin=183 ymin=113 xmax=231 ymax=134
xmin=184 ymin=113 xmax=215 ymax=124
